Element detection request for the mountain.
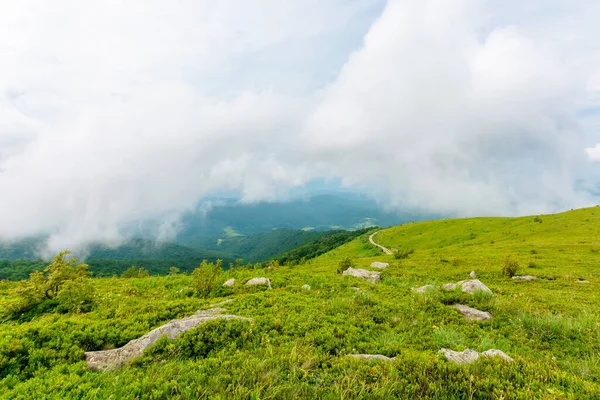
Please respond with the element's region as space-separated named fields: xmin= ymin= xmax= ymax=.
xmin=2 ymin=207 xmax=599 ymax=397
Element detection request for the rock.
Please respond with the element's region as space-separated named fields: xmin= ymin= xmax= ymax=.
xmin=343 ymin=268 xmax=381 ymax=284
xmin=245 ymin=277 xmax=272 ymax=289
xmin=302 ymin=284 xmax=311 ymax=290
xmin=512 ymin=275 xmax=537 ymax=281
xmin=442 ymin=283 xmax=457 ymax=291
xmin=370 ymin=262 xmax=389 ymax=269
xmin=439 ymin=348 xmax=480 ymax=365
xmin=451 ymin=304 xmax=492 ymax=321
xmin=347 ymin=354 xmax=395 ymax=361
xmin=222 ymin=278 xmax=235 ymax=287
xmin=413 ymin=284 xmax=435 ymax=293
xmin=211 ymin=298 xmax=234 ymax=307
xmin=85 ymin=311 xmax=251 ymax=371
xmin=470 ymin=271 xmax=477 ymax=278
xmin=349 ymin=287 xmax=362 ymax=292
xmin=456 ymin=279 xmax=493 ymax=295
xmin=440 ymin=348 xmax=513 ymax=365
xmin=481 ymin=349 xmax=514 ymax=362
xmin=577 ymin=279 xmax=590 ymax=283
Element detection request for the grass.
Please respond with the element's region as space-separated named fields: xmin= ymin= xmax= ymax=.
xmin=0 ymin=207 xmax=599 ymax=398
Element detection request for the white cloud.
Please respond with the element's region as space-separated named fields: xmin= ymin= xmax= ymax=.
xmin=587 ymin=144 xmax=600 ymax=162
xmin=0 ymin=0 xmax=599 ymax=253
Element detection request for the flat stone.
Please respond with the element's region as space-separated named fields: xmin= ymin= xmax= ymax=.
xmin=370 ymin=262 xmax=389 ymax=269
xmin=512 ymin=275 xmax=537 ymax=281
xmin=245 ymin=277 xmax=272 ymax=289
xmin=442 ymin=283 xmax=457 ymax=291
xmin=470 ymin=271 xmax=477 ymax=278
xmin=577 ymin=279 xmax=590 ymax=283
xmin=439 ymin=348 xmax=480 ymax=365
xmin=85 ymin=312 xmax=251 ymax=371
xmin=343 ymin=268 xmax=381 ymax=284
xmin=413 ymin=284 xmax=435 ymax=293
xmin=347 ymin=354 xmax=395 ymax=361
xmin=481 ymin=349 xmax=514 ymax=362
xmin=222 ymin=278 xmax=236 ymax=287
xmin=456 ymin=279 xmax=493 ymax=295
xmin=451 ymin=304 xmax=492 ymax=321
xmin=302 ymin=284 xmax=311 ymax=290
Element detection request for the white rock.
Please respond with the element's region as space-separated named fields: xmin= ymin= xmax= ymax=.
xmin=451 ymin=304 xmax=492 ymax=321
xmin=245 ymin=277 xmax=272 ymax=289
xmin=456 ymin=279 xmax=493 ymax=295
xmin=512 ymin=275 xmax=537 ymax=281
xmin=481 ymin=349 xmax=514 ymax=362
xmin=439 ymin=348 xmax=480 ymax=365
xmin=470 ymin=271 xmax=477 ymax=278
xmin=347 ymin=354 xmax=395 ymax=361
xmin=440 ymin=348 xmax=513 ymax=365
xmin=577 ymin=279 xmax=590 ymax=283
xmin=370 ymin=262 xmax=389 ymax=269
xmin=85 ymin=311 xmax=250 ymax=371
xmin=343 ymin=268 xmax=381 ymax=284
xmin=222 ymin=278 xmax=236 ymax=287
xmin=349 ymin=287 xmax=362 ymax=292
xmin=413 ymin=284 xmax=435 ymax=293
xmin=302 ymin=284 xmax=311 ymax=290
xmin=442 ymin=283 xmax=457 ymax=291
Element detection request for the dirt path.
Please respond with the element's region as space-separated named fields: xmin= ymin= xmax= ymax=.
xmin=369 ymin=231 xmax=392 ymax=255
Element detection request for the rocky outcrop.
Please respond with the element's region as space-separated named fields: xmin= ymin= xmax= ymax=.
xmin=413 ymin=284 xmax=435 ymax=293
xmin=245 ymin=277 xmax=272 ymax=289
xmin=222 ymin=278 xmax=236 ymax=287
xmin=85 ymin=309 xmax=250 ymax=371
xmin=512 ymin=275 xmax=537 ymax=281
xmin=450 ymin=304 xmax=492 ymax=321
xmin=343 ymin=268 xmax=381 ymax=284
xmin=440 ymin=348 xmax=513 ymax=365
xmin=370 ymin=262 xmax=389 ymax=269
xmin=347 ymin=354 xmax=395 ymax=361
xmin=442 ymin=279 xmax=492 ymax=295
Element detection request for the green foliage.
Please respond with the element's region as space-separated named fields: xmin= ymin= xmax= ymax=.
xmin=337 ymin=257 xmax=354 ymax=274
xmin=393 ymin=248 xmax=415 ymax=260
xmin=9 ymin=251 xmax=94 ymax=317
xmin=191 ymin=260 xmax=223 ymax=297
xmin=168 ymin=266 xmax=180 ymax=275
xmin=502 ymin=255 xmax=519 ymax=277
xmin=533 ymin=215 xmax=543 ymax=223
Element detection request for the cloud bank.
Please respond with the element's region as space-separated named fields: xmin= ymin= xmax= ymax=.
xmin=1 ymin=0 xmax=599 ymax=252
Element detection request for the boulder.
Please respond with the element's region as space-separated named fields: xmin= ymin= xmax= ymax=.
xmin=245 ymin=277 xmax=272 ymax=289
xmin=413 ymin=284 xmax=435 ymax=293
xmin=222 ymin=278 xmax=235 ymax=287
xmin=440 ymin=348 xmax=513 ymax=365
xmin=347 ymin=354 xmax=395 ymax=361
xmin=370 ymin=262 xmax=389 ymax=269
xmin=343 ymin=268 xmax=381 ymax=284
xmin=441 ymin=283 xmax=457 ymax=291
xmin=302 ymin=284 xmax=311 ymax=291
xmin=451 ymin=304 xmax=492 ymax=321
xmin=512 ymin=275 xmax=537 ymax=281
xmin=470 ymin=271 xmax=477 ymax=278
xmin=456 ymin=279 xmax=493 ymax=295
xmin=482 ymin=349 xmax=514 ymax=362
xmin=439 ymin=348 xmax=480 ymax=365
xmin=85 ymin=309 xmax=250 ymax=371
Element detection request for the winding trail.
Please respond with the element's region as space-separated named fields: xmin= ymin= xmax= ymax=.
xmin=369 ymin=231 xmax=393 ymax=255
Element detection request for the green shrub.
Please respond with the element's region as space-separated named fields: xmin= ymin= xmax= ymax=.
xmin=502 ymin=256 xmax=519 ymax=277
xmin=394 ymin=248 xmax=415 ymax=260
xmin=337 ymin=257 xmax=354 ymax=274
xmin=191 ymin=260 xmax=223 ymax=297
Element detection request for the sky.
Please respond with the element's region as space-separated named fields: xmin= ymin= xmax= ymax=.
xmin=1 ymin=0 xmax=600 ymax=252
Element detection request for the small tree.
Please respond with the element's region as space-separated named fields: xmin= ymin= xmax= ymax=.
xmin=191 ymin=260 xmax=223 ymax=297
xmin=502 ymin=255 xmax=519 ymax=277
xmin=122 ymin=266 xmax=138 ymax=278
xmin=168 ymin=266 xmax=180 ymax=276
xmin=337 ymin=257 xmax=354 ymax=274
xmin=137 ymin=267 xmax=149 ymax=278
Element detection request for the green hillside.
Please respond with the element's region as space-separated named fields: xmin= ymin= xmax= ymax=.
xmin=1 ymin=207 xmax=599 ymax=398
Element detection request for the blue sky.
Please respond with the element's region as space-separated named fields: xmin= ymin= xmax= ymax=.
xmin=0 ymin=0 xmax=599 ymax=252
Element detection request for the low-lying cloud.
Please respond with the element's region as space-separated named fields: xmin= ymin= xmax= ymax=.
xmin=1 ymin=0 xmax=599 ymax=254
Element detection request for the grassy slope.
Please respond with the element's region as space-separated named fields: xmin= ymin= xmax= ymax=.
xmin=1 ymin=208 xmax=599 ymax=398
